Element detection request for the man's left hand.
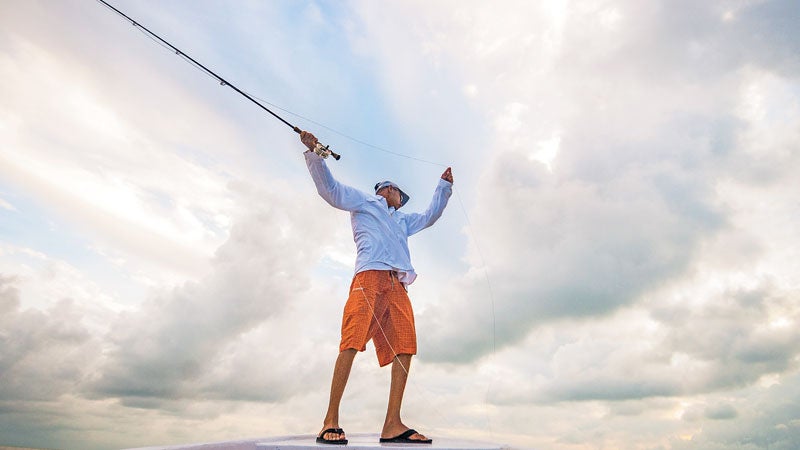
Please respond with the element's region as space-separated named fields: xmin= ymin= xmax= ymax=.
xmin=441 ymin=167 xmax=454 ymax=184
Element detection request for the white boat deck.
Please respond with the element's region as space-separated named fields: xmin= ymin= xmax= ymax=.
xmin=126 ymin=433 xmax=507 ymax=450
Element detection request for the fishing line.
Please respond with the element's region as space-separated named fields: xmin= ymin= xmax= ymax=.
xmin=453 ymin=190 xmax=499 ymax=440
xmin=242 ymin=90 xmax=448 ymax=167
xmin=353 ymin=273 xmax=458 ymax=434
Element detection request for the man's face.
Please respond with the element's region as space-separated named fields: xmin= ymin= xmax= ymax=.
xmin=379 ymin=186 xmax=402 ymax=209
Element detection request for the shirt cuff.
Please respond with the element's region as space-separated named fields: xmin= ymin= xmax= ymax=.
xmin=304 ymin=150 xmax=323 ymax=160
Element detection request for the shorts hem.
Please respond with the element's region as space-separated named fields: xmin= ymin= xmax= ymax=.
xmin=377 ymin=349 xmax=417 ymax=367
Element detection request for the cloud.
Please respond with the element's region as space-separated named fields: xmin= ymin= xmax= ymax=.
xmin=493 ymin=279 xmax=800 ymax=404
xmin=356 ymin=0 xmax=800 ymax=367
xmin=0 ymin=18 xmax=237 ymax=282
xmin=0 ymin=180 xmax=358 ymax=448
xmin=672 ymin=374 xmax=800 ymax=449
xmin=422 ymin=108 xmax=729 ymax=362
xmin=0 ymin=178 xmax=366 ymax=448
xmin=87 ymin=181 xmax=336 ymax=405
xmin=0 ymin=275 xmax=100 ymax=403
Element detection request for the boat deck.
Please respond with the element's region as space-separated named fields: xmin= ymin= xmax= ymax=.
xmin=127 ymin=433 xmax=507 ymax=450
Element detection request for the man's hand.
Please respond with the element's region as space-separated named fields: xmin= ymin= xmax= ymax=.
xmin=441 ymin=167 xmax=454 ymax=184
xmin=300 ymin=130 xmax=318 ymax=151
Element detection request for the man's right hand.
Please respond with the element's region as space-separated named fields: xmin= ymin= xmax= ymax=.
xmin=441 ymin=167 xmax=454 ymax=184
xmin=300 ymin=130 xmax=318 ymax=151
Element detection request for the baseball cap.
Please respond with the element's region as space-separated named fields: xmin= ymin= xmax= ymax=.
xmin=374 ymin=180 xmax=410 ymax=208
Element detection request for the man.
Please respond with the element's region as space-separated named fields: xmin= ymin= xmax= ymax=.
xmin=300 ymin=131 xmax=453 ymax=445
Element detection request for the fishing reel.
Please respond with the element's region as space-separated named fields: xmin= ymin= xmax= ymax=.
xmin=314 ymin=142 xmax=341 ymax=160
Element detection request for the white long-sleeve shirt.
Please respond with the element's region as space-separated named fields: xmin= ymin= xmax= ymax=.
xmin=305 ymin=151 xmax=452 ymax=285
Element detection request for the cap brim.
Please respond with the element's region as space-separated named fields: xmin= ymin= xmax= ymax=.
xmin=398 ymin=189 xmax=410 ymax=208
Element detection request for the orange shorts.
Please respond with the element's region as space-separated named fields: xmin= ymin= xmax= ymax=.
xmin=340 ymin=270 xmax=417 ymax=367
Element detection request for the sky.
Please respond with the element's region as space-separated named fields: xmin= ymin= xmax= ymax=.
xmin=1 ymin=0 xmax=799 ymax=449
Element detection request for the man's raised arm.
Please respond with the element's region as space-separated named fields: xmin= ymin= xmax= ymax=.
xmin=405 ymin=167 xmax=454 ymax=236
xmin=301 ymin=131 xmax=365 ymax=211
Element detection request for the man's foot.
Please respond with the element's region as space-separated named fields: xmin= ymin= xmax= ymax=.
xmin=317 ymin=427 xmax=347 ymax=445
xmin=379 ymin=428 xmax=432 ymax=444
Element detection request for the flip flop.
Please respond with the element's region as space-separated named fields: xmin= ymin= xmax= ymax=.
xmin=379 ymin=429 xmax=432 ymax=444
xmin=316 ymin=428 xmax=348 ymax=445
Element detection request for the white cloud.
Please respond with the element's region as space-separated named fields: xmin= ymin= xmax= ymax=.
xmin=87 ymin=182 xmax=333 ymax=403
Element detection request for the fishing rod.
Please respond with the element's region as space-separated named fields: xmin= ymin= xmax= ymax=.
xmin=97 ymin=0 xmax=341 ymax=160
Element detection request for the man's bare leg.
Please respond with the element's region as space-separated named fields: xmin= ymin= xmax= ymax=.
xmin=381 ymin=354 xmax=429 ymax=441
xmin=319 ymin=348 xmax=357 ymax=441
